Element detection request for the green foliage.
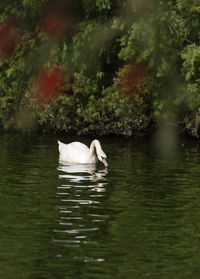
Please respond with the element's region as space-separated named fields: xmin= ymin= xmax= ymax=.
xmin=0 ymin=0 xmax=200 ymax=137
xmin=118 ymin=3 xmax=182 ymax=78
xmin=182 ymin=44 xmax=200 ymax=84
xmin=179 ymin=44 xmax=200 ymax=136
xmin=31 ymin=87 xmax=149 ymax=136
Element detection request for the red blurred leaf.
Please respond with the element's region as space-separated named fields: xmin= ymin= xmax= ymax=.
xmin=117 ymin=63 xmax=148 ymax=96
xmin=0 ymin=18 xmax=19 ymax=57
xmin=40 ymin=0 xmax=74 ymax=36
xmin=40 ymin=11 xmax=68 ymax=36
xmin=32 ymin=66 xmax=65 ymax=102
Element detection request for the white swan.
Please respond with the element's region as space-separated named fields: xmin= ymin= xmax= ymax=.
xmin=57 ymin=139 xmax=108 ymax=167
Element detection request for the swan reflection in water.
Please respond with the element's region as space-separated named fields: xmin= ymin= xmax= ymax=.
xmin=58 ymin=162 xmax=108 ymax=184
xmin=54 ymin=161 xmax=109 ymax=261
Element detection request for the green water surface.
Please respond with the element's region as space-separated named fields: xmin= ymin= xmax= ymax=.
xmin=0 ymin=134 xmax=200 ymax=279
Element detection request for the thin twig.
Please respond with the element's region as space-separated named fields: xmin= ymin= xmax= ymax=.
xmin=184 ymin=38 xmax=194 ymax=44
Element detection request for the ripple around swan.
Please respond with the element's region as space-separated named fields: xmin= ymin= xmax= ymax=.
xmin=58 ymin=163 xmax=108 ymax=183
xmin=54 ymin=162 xmax=109 ymax=251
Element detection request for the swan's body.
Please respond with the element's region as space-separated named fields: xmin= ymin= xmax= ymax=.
xmin=58 ymin=139 xmax=108 ymax=167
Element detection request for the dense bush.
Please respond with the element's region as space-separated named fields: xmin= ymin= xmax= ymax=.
xmin=24 ymin=86 xmax=149 ymax=136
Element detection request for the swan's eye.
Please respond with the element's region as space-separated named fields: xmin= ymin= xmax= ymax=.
xmin=101 ymin=156 xmax=106 ymax=160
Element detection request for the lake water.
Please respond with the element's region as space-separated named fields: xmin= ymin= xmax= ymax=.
xmin=0 ymin=133 xmax=200 ymax=279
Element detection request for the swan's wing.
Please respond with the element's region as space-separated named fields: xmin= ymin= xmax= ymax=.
xmin=58 ymin=141 xmax=90 ymax=163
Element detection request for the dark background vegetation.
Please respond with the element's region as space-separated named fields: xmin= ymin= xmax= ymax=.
xmin=0 ymin=0 xmax=199 ymax=137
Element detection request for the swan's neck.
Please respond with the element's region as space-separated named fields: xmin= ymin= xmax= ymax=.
xmin=88 ymin=140 xmax=102 ymax=162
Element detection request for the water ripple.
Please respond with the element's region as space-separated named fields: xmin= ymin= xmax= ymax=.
xmin=54 ymin=162 xmax=109 ymax=253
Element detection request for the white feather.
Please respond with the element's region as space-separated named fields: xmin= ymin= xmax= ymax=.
xmin=57 ymin=139 xmax=108 ymax=167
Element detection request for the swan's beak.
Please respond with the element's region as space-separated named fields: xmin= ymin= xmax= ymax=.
xmin=102 ymin=158 xmax=108 ymax=168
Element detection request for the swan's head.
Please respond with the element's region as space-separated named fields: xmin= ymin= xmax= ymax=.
xmin=92 ymin=139 xmax=108 ymax=168
xmin=97 ymin=153 xmax=108 ymax=168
